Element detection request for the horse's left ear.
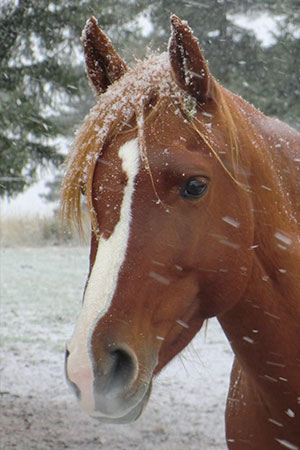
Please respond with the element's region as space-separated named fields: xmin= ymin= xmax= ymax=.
xmin=169 ymin=15 xmax=213 ymax=103
xmin=82 ymin=16 xmax=128 ymax=95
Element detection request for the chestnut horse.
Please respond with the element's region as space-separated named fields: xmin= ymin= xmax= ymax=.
xmin=63 ymin=15 xmax=300 ymax=449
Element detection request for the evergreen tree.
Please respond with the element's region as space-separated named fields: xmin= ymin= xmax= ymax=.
xmin=259 ymin=0 xmax=300 ymax=128
xmin=1 ymin=0 xmax=298 ymax=199
xmin=0 ymin=0 xmax=146 ymax=197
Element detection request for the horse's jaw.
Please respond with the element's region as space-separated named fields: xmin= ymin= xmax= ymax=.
xmin=88 ymin=380 xmax=153 ymax=424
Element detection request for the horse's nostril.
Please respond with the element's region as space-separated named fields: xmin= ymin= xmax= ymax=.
xmin=110 ymin=349 xmax=135 ymax=383
xmin=94 ymin=346 xmax=138 ymax=396
xmin=65 ymin=348 xmax=70 ymax=359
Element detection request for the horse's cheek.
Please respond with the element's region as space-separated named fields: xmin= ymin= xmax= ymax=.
xmin=194 ymin=234 xmax=253 ymax=318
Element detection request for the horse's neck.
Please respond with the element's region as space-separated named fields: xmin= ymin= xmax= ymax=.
xmin=234 ymin=95 xmax=300 ymax=298
xmin=250 ymin=113 xmax=300 ymax=213
xmin=218 ymin=256 xmax=300 ymax=424
xmin=219 ymin=95 xmax=300 ymax=411
xmin=219 ymin=254 xmax=300 ymax=372
xmin=233 ymin=93 xmax=300 ymax=199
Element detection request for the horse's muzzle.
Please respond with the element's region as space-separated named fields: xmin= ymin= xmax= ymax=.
xmin=65 ymin=344 xmax=155 ymax=423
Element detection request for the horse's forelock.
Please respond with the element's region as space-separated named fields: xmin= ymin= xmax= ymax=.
xmin=61 ymin=53 xmax=194 ymax=232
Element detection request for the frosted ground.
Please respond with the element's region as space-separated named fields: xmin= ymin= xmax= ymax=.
xmin=1 ymin=246 xmax=233 ymax=449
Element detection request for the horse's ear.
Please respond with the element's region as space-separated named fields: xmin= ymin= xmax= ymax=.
xmin=82 ymin=16 xmax=128 ymax=95
xmin=169 ymin=15 xmax=213 ymax=103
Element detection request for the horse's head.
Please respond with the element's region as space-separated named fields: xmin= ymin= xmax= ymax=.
xmin=63 ymin=16 xmax=254 ymax=423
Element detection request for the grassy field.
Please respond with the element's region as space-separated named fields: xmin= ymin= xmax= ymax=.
xmin=0 ymin=213 xmax=90 ymax=248
xmin=1 ymin=246 xmax=89 ymax=354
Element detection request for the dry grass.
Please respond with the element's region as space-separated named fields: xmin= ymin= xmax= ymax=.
xmin=0 ymin=213 xmax=90 ymax=247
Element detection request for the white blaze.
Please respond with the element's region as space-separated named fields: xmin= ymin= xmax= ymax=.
xmin=66 ymin=139 xmax=140 ymax=413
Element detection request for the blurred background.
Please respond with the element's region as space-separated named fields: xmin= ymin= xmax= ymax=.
xmin=1 ymin=0 xmax=299 ymax=246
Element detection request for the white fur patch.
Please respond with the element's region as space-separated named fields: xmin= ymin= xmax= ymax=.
xmin=66 ymin=138 xmax=140 ymax=413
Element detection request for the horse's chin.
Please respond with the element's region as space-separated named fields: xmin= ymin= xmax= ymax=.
xmin=88 ymin=380 xmax=152 ymax=424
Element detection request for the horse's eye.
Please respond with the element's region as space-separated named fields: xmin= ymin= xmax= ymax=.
xmin=181 ymin=177 xmax=208 ymax=199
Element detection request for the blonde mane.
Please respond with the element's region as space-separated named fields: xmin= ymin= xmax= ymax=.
xmin=61 ymin=52 xmax=240 ymax=234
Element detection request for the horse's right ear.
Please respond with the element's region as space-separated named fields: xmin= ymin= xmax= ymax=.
xmin=82 ymin=17 xmax=128 ymax=95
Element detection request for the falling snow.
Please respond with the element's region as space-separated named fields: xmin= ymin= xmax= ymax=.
xmin=222 ymin=216 xmax=240 ymax=228
xmin=274 ymin=231 xmax=292 ymax=246
xmin=149 ymin=271 xmax=170 ymax=285
xmin=275 ymin=439 xmax=299 ymax=450
xmin=285 ymin=409 xmax=295 ymax=418
xmin=176 ymin=319 xmax=190 ymax=328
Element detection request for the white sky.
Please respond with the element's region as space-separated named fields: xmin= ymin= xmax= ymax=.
xmin=230 ymin=13 xmax=281 ymax=47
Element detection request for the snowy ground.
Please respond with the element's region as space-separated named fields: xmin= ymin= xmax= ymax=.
xmin=1 ymin=246 xmax=233 ymax=449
